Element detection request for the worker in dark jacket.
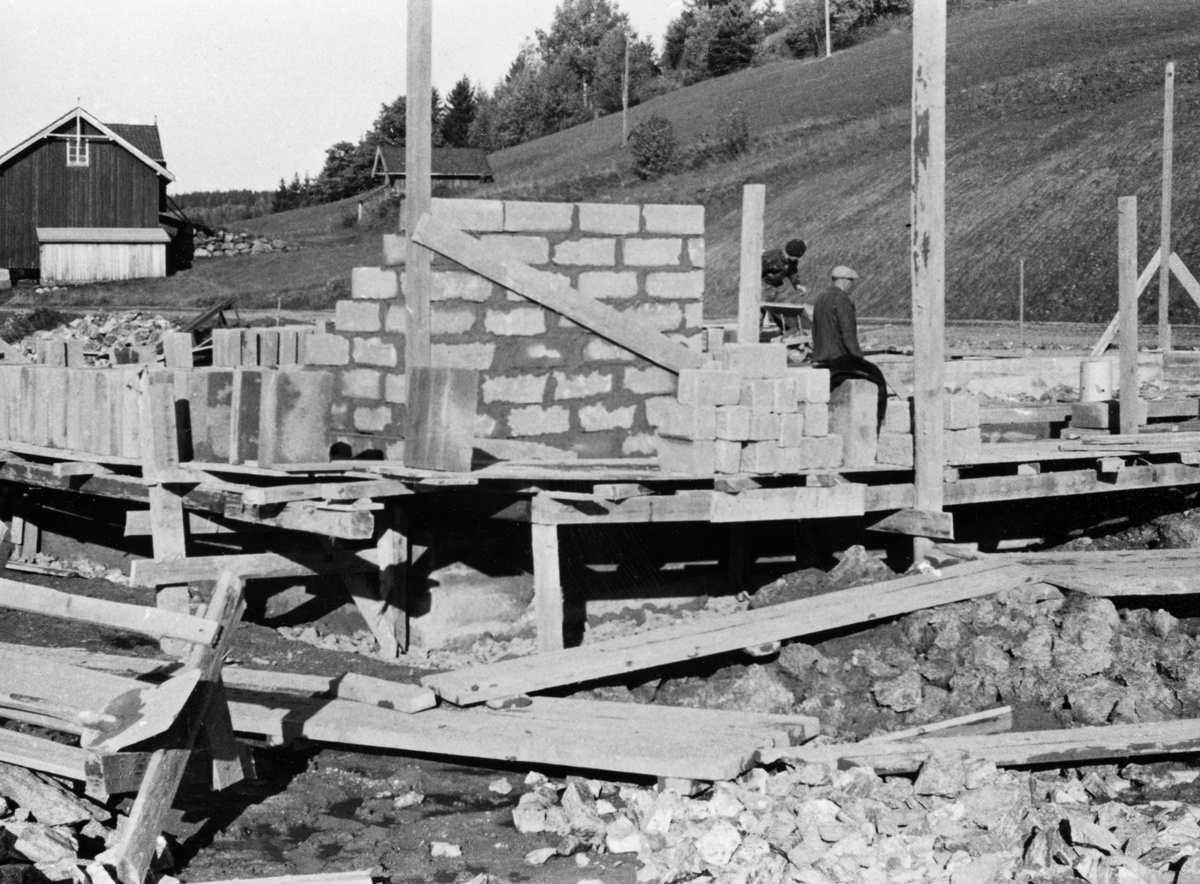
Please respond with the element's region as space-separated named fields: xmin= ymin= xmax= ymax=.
xmin=812 ymin=265 xmax=888 ymax=428
xmin=761 ymin=238 xmax=808 ymax=334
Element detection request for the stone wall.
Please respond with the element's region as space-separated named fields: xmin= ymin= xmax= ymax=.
xmin=300 ymin=198 xmax=706 ymax=459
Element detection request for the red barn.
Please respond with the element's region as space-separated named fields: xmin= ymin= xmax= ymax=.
xmin=0 ymin=107 xmax=175 ymax=284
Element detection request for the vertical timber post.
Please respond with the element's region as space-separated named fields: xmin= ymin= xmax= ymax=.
xmin=1018 ymin=258 xmax=1025 ymax=349
xmin=1159 ymin=61 xmax=1175 ymax=352
xmin=825 ymin=0 xmax=832 ymax=58
xmin=622 ymin=29 xmax=630 ymax=146
xmin=910 ymin=0 xmax=946 ymax=563
xmin=1119 ymin=196 xmax=1140 ymax=436
xmin=531 ymin=521 xmax=564 ymax=652
xmin=405 ymin=0 xmax=433 ymax=370
xmin=737 ymin=184 xmax=766 ymax=344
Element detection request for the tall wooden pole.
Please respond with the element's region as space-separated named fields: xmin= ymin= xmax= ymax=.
xmin=737 ymin=184 xmax=766 ymax=344
xmin=622 ymin=30 xmax=630 ymax=145
xmin=910 ymin=0 xmax=946 ymax=562
xmin=405 ymin=0 xmax=433 ymax=369
xmin=1018 ymin=258 xmax=1025 ymax=349
xmin=1159 ymin=61 xmax=1175 ymax=352
xmin=1119 ymin=196 xmax=1140 ymax=436
xmin=825 ymin=0 xmax=832 ymax=57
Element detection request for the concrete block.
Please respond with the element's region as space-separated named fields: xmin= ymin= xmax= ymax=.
xmin=945 ymin=393 xmax=981 ymax=429
xmin=553 ymin=238 xmax=616 ymax=266
xmin=877 ymin=432 xmax=914 ymax=467
xmin=431 ymin=342 xmax=495 ymax=370
xmin=776 ymin=444 xmax=801 ymax=474
xmin=740 ymin=379 xmax=776 ymax=416
xmin=211 ymin=329 xmax=242 ymax=367
xmin=482 ymin=374 xmax=548 ymax=404
xmin=384 ymin=373 xmax=408 ymax=404
xmin=432 ymin=271 xmax=494 ymax=302
xmin=645 ymin=396 xmax=676 ymax=427
xmin=778 ymin=413 xmax=805 ymax=447
xmin=659 ymin=402 xmax=717 ymax=441
xmin=240 ymin=331 xmax=260 ymax=366
xmin=579 ymin=203 xmax=641 ymax=234
xmin=578 ymin=270 xmax=638 ymax=300
xmin=336 ymin=300 xmax=383 ymax=333
xmin=622 ymin=432 xmax=657 ymax=456
xmin=946 ymin=428 xmax=983 ymax=463
xmin=433 ymin=197 xmax=505 ymax=231
xmin=353 ymin=337 xmax=399 ymax=368
xmin=507 ymin=404 xmax=571 ymax=436
xmin=485 ymin=307 xmax=547 ymax=336
xmin=794 ymin=367 xmax=831 ymax=403
xmin=1070 ymin=400 xmax=1147 ymax=430
xmin=158 ymin=333 xmax=190 ymax=368
xmin=657 ymin=437 xmax=715 ymax=475
xmin=232 ymin=368 xmax=264 ymax=464
xmin=479 ymin=234 xmax=551 ymax=265
xmin=0 ymin=269 xmax=9 ymax=291
xmin=342 ymin=368 xmax=382 ymax=400
xmin=578 ymin=403 xmax=636 ymax=431
xmin=643 ymin=204 xmax=705 ymax=235
xmin=687 ymin=238 xmax=705 ymax=268
xmin=741 ymin=441 xmax=778 ymax=474
xmin=623 ymin=366 xmax=676 ymax=396
xmin=829 ymin=379 xmax=879 ymax=467
xmin=677 ymin=369 xmax=740 ymax=406
xmin=431 ymin=307 xmax=477 ymax=336
xmin=800 ymin=434 xmax=844 ymax=469
xmin=716 ymin=405 xmax=751 ymax=441
xmin=259 ymin=370 xmax=335 ymax=467
xmin=624 ymin=238 xmax=683 ymax=266
xmin=351 ymin=266 xmax=399 ymax=300
xmin=259 ymin=330 xmax=281 ymax=366
xmin=802 ymin=402 xmax=829 ymax=436
xmin=714 ymin=439 xmax=742 ymax=474
xmin=503 ymin=200 xmax=574 ymax=232
xmin=646 ymin=271 xmax=704 ymax=301
xmin=553 ymin=370 xmax=612 ymax=400
xmin=721 ymin=343 xmax=787 ymax=378
xmin=37 ymin=340 xmax=67 ymax=366
xmin=280 ymin=329 xmax=303 ymax=366
xmin=683 ymin=302 xmax=704 ymax=332
xmin=45 ymin=367 xmax=68 ymax=448
xmin=885 ymin=398 xmax=912 ymax=434
xmin=630 ymin=302 xmax=685 ymax=333
xmin=382 ymin=233 xmax=405 ymax=266
xmin=301 ymin=334 xmax=351 ymax=366
xmin=353 ymin=405 xmax=393 ymax=434
xmin=585 ymin=339 xmax=638 ymax=363
xmin=772 ymin=377 xmax=798 ymax=413
xmin=749 ymin=413 xmax=780 ymax=441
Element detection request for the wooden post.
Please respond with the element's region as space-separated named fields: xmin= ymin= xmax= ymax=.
xmin=737 ymin=184 xmax=766 ymax=344
xmin=377 ymin=505 xmax=409 ymax=654
xmin=1119 ymin=196 xmax=1140 ymax=436
xmin=825 ymin=0 xmax=832 ymax=57
xmin=1159 ymin=61 xmax=1175 ymax=352
xmin=531 ymin=521 xmax=564 ymax=652
xmin=1018 ymin=258 xmax=1025 ymax=349
xmin=622 ymin=30 xmax=630 ymax=145
xmin=404 ymin=0 xmax=433 ymax=370
xmin=910 ymin=0 xmax=946 ymax=563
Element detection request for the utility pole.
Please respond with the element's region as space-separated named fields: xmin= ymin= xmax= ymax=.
xmin=1159 ymin=61 xmax=1175 ymax=352
xmin=825 ymin=0 xmax=832 ymax=57
xmin=622 ymin=29 xmax=630 ymax=145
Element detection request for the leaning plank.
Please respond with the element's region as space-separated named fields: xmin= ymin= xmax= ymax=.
xmin=0 ymin=727 xmax=88 ymax=781
xmin=412 ymin=214 xmax=706 ymax=373
xmin=761 ymin=718 xmax=1200 ymax=774
xmin=0 ymin=578 xmax=218 ymax=645
xmin=130 ymin=549 xmax=378 ymax=587
xmin=1090 ymin=248 xmax=1161 ymax=356
xmin=422 ymin=559 xmax=1037 ymax=705
xmin=1005 ymin=548 xmax=1200 ymax=596
xmin=857 ymin=706 xmax=1013 ymax=744
xmin=188 ymin=872 xmax=374 ymax=884
xmin=868 ymin=508 xmax=954 ymax=540
xmin=0 ymin=647 xmax=139 ymax=725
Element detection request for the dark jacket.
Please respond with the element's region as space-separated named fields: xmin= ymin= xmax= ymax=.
xmin=812 ymin=284 xmax=863 ymax=362
xmin=761 ymin=249 xmax=800 ymax=289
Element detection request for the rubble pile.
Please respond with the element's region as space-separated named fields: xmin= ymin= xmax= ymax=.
xmin=512 ymin=756 xmax=1200 ymax=884
xmin=17 ymin=312 xmax=177 ymax=365
xmin=193 ymin=230 xmax=295 ymax=258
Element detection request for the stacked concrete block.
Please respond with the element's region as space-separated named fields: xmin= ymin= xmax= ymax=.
xmin=649 ymin=359 xmax=842 ymax=475
xmin=211 ymin=327 xmax=310 ymax=368
xmin=315 ymin=197 xmax=708 ymax=459
xmin=876 ymin=393 xmax=984 ymax=467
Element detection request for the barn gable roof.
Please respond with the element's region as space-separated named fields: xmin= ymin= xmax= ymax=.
xmin=0 ymin=107 xmax=174 ymax=182
xmin=373 ymin=145 xmax=493 ymax=180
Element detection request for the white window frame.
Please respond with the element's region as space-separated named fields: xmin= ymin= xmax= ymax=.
xmin=66 ymin=137 xmax=89 ymax=167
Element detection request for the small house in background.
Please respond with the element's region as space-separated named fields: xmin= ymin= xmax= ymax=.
xmin=0 ymin=107 xmax=176 ymax=284
xmin=372 ymin=145 xmax=493 ymax=195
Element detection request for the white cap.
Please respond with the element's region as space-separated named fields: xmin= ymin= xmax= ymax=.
xmin=831 ymin=265 xmax=859 ymax=280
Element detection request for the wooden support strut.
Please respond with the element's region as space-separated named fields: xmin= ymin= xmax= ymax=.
xmin=1160 ymin=61 xmax=1175 ymax=352
xmin=1118 ymin=196 xmax=1140 ymax=436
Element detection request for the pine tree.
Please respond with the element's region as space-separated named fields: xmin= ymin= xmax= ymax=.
xmin=440 ymin=76 xmax=478 ymax=147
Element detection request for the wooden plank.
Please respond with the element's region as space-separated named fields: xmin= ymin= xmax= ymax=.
xmin=737 ymin=184 xmax=766 ymax=344
xmin=130 ymin=550 xmax=379 ymax=587
xmin=593 ymin=483 xmax=652 ymax=501
xmin=343 ymin=571 xmax=403 ymax=659
xmin=1119 ymin=196 xmax=1140 ymax=435
xmin=868 ymin=508 xmax=954 ymax=540
xmin=0 ymin=578 xmax=218 ymax=645
xmin=1169 ymin=251 xmax=1200 ymax=310
xmin=187 ymin=873 xmax=374 ymax=884
xmin=84 ymin=669 xmax=203 ymax=753
xmin=910 ymin=0 xmax=947 ymax=560
xmin=761 ymin=718 xmax=1200 ymax=775
xmin=374 ymin=506 xmax=409 ymax=655
xmin=422 ymin=559 xmax=1036 ymax=705
xmin=336 ymin=672 xmax=434 ymax=713
xmin=403 ymin=366 xmax=477 ymax=472
xmin=1006 ymin=548 xmax=1200 ymax=596
xmin=412 ymin=215 xmax=706 ymax=373
xmin=531 ymin=522 xmax=564 ymax=652
xmin=404 ymin=0 xmax=433 ymax=368
xmin=708 ymin=482 xmax=865 ymax=523
xmin=1160 ymin=62 xmax=1175 ymax=351
xmin=858 ymin=705 xmax=1012 ymax=744
xmin=0 ymin=727 xmax=88 ymax=781
xmin=241 ymin=479 xmax=411 ymax=507
xmin=125 ymin=509 xmax=233 ymax=537
xmin=1090 ymin=249 xmax=1162 ymax=356
xmin=529 ymin=491 xmax=714 ymax=525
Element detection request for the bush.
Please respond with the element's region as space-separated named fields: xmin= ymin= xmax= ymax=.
xmin=689 ymin=110 xmax=751 ymax=168
xmin=627 ymin=115 xmax=678 ymax=179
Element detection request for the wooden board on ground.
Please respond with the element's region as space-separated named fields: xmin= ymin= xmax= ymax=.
xmin=422 ymin=559 xmax=1038 ymax=705
xmin=1004 ymin=548 xmax=1200 ymax=595
xmin=403 ymin=366 xmax=478 ymax=473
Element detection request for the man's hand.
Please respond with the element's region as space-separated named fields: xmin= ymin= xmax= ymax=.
xmin=793 ymin=283 xmax=807 ymax=296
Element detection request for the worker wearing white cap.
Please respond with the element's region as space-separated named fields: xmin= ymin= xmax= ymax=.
xmin=811 ymin=265 xmax=888 ymax=429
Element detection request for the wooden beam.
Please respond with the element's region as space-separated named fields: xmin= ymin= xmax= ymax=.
xmin=130 ymin=550 xmax=379 ymax=587
xmin=1090 ymin=249 xmax=1163 ymax=356
xmin=125 ymin=509 xmax=233 ymax=537
xmin=422 ymin=559 xmax=1035 ymax=705
xmin=412 ymin=215 xmax=705 ymax=373
xmin=910 ymin=0 xmax=947 ymax=561
xmin=0 ymin=727 xmax=88 ymax=781
xmin=858 ymin=705 xmax=1012 ymax=744
xmin=404 ymin=0 xmax=433 ymax=369
xmin=1169 ymin=251 xmax=1200 ymax=310
xmin=531 ymin=522 xmax=564 ymax=652
xmin=868 ymin=508 xmax=954 ymax=540
xmin=1160 ymin=62 xmax=1175 ymax=351
xmin=708 ymin=483 xmax=865 ymax=523
xmin=0 ymin=578 xmax=218 ymax=645
xmin=1118 ymin=196 xmax=1140 ymax=436
xmin=1007 ymin=548 xmax=1200 ymax=596
xmin=241 ymin=479 xmax=411 ymax=507
xmin=737 ymin=184 xmax=766 ymax=344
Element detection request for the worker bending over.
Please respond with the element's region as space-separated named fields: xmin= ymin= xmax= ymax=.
xmin=760 ymin=238 xmax=808 ymax=335
xmin=811 ymin=265 xmax=888 ymax=428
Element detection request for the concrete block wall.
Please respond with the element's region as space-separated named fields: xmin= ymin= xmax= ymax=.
xmin=877 ymin=394 xmax=983 ymax=467
xmin=306 ymin=197 xmax=706 ymax=459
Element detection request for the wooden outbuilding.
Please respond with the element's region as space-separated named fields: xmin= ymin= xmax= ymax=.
xmin=0 ymin=107 xmax=175 ymax=283
xmin=372 ymin=145 xmax=493 ymax=194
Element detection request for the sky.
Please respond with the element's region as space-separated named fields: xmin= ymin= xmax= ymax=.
xmin=0 ymin=0 xmax=685 ymax=193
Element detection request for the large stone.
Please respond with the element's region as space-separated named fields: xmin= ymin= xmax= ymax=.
xmin=829 ymin=379 xmax=878 ymax=467
xmin=913 ymin=751 xmax=967 ymax=797
xmin=1054 ymin=596 xmax=1119 ymax=677
xmin=871 ymin=669 xmax=923 ymax=712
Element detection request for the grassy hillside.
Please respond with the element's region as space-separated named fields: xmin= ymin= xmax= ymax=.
xmin=477 ymin=0 xmax=1200 ymax=324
